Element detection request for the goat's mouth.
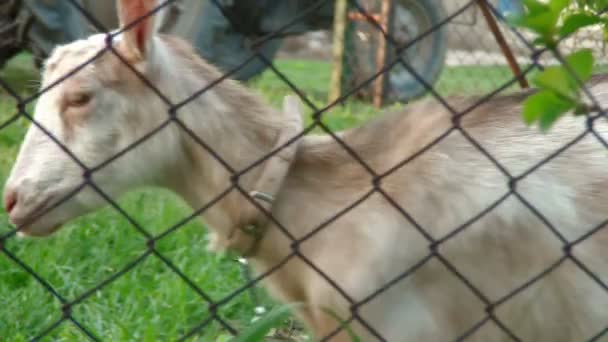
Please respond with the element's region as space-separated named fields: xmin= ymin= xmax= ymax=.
xmin=9 ymin=196 xmax=61 ymax=236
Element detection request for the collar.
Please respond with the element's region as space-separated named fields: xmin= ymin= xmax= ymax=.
xmin=230 ymin=95 xmax=303 ymax=257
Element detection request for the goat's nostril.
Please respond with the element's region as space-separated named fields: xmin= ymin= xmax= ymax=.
xmin=4 ymin=190 xmax=17 ymax=214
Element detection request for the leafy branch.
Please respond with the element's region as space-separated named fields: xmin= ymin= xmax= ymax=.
xmin=508 ymin=0 xmax=608 ymax=131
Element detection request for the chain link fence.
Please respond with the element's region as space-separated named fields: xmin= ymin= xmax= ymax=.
xmin=0 ymin=0 xmax=607 ymax=341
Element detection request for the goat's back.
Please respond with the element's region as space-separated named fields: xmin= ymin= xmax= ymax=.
xmin=270 ymin=80 xmax=608 ymax=341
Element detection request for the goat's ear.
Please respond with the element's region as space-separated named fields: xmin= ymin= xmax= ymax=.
xmin=116 ymin=0 xmax=157 ymax=61
xmin=283 ymin=95 xmax=303 ymax=118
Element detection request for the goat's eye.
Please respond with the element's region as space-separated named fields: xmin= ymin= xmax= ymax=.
xmin=67 ymin=93 xmax=92 ymax=107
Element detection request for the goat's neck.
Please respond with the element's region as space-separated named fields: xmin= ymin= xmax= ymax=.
xmin=156 ymin=45 xmax=285 ymax=253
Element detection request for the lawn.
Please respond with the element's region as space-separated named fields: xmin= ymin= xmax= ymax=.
xmin=0 ymin=54 xmax=523 ymax=341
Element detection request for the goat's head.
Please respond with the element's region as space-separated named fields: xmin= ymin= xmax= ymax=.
xmin=3 ymin=0 xmax=173 ymax=236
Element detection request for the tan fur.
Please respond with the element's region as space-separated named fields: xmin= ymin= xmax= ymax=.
xmin=4 ymin=2 xmax=608 ymax=340
xmin=255 ymin=93 xmax=608 ymax=341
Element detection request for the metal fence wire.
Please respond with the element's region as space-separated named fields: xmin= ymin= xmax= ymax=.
xmin=0 ymin=0 xmax=607 ymax=341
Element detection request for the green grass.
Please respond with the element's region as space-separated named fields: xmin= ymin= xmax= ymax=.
xmin=0 ymin=54 xmax=523 ymax=341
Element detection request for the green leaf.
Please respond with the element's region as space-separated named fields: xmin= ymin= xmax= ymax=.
xmin=549 ymin=0 xmax=571 ymax=13
xmin=559 ymin=13 xmax=601 ymax=38
xmin=532 ymin=36 xmax=547 ymax=46
xmin=521 ymin=0 xmax=550 ymax=15
xmin=565 ymin=49 xmax=594 ymax=83
xmin=530 ymin=50 xmax=594 ymax=101
xmin=522 ymin=90 xmax=575 ymax=131
xmin=231 ymin=304 xmax=301 ymax=342
xmin=217 ymin=334 xmax=233 ymax=342
xmin=531 ymin=66 xmax=577 ymax=99
xmin=513 ymin=0 xmax=576 ymax=44
xmin=512 ymin=11 xmax=559 ymax=37
xmin=538 ymin=103 xmax=571 ymax=131
xmin=595 ymin=0 xmax=608 ymax=12
xmin=523 ymin=91 xmax=547 ymax=125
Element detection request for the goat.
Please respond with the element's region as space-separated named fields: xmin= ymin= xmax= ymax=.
xmin=3 ymin=0 xmax=608 ymax=340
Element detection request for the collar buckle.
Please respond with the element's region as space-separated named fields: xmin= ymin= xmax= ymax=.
xmin=236 ymin=95 xmax=303 ymax=257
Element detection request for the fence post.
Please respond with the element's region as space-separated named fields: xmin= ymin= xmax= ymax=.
xmin=329 ymin=0 xmax=348 ymax=104
xmin=373 ymin=0 xmax=391 ymax=108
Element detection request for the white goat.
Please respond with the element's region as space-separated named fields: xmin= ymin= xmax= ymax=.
xmin=3 ymin=0 xmax=608 ymax=340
